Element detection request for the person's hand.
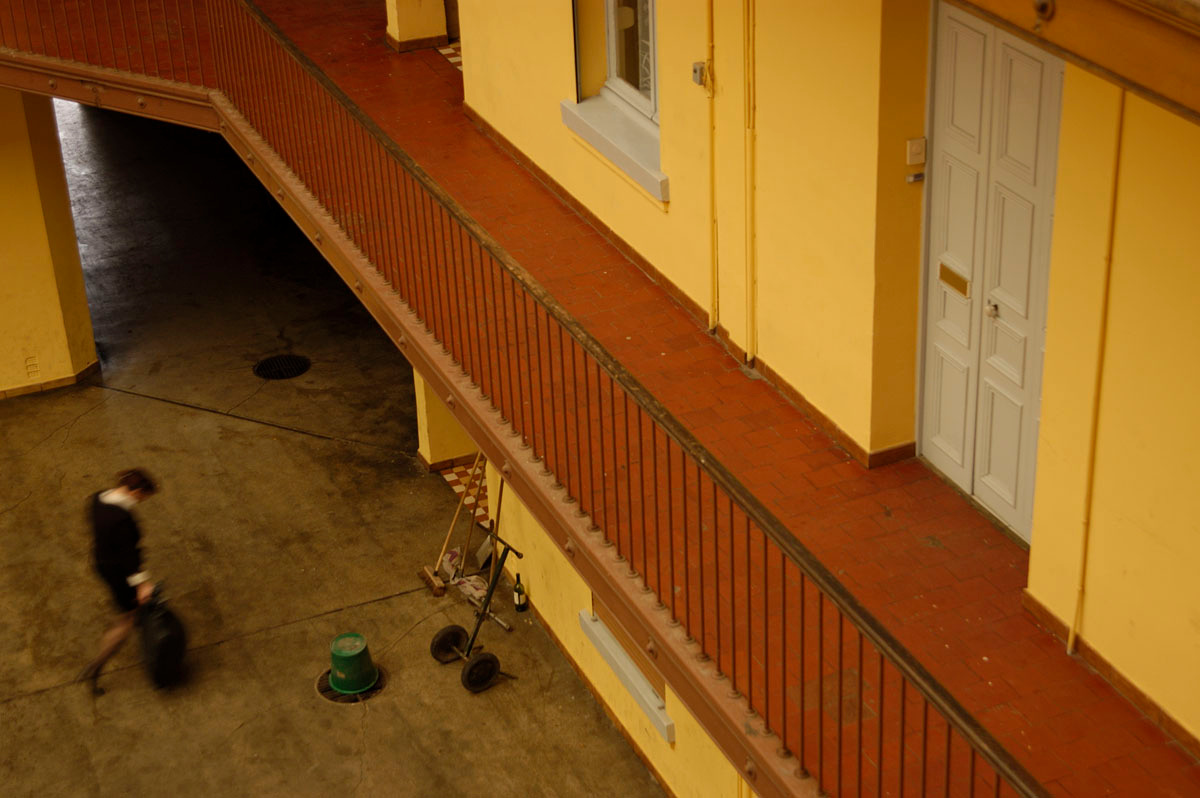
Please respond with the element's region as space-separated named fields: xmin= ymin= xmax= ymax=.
xmin=136 ymin=581 xmax=156 ymax=605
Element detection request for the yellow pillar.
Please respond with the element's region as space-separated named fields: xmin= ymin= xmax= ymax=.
xmin=412 ymin=371 xmax=477 ymax=470
xmin=0 ymin=89 xmax=96 ymax=399
xmin=869 ymin=0 xmax=930 ymax=456
xmin=1027 ymin=65 xmax=1123 ymax=623
xmin=384 ymin=0 xmax=449 ymax=53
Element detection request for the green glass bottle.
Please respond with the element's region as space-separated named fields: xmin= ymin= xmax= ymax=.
xmin=513 ymin=572 xmax=528 ymax=612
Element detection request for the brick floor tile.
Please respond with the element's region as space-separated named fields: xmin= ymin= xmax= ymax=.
xmin=1048 ymin=768 xmax=1118 ymax=796
xmin=1090 ymin=754 xmax=1155 ymax=794
xmin=901 ymin=477 xmax=945 ymax=499
xmin=1126 ymin=742 xmax=1197 ymax=781
xmin=1127 ymin=716 xmax=1170 ymax=748
xmin=841 ymin=516 xmax=887 ymax=541
xmin=885 ymin=586 xmax=956 ymax=625
xmin=958 ymin=677 xmax=1021 ymax=712
xmin=1060 ymin=729 xmax=1142 ymax=772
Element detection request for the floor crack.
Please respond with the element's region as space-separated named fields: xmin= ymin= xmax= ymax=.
xmin=1 ymin=397 xmax=109 ymax=462
xmin=223 ymin=378 xmax=269 ymax=414
xmin=0 ymin=491 xmax=33 ymax=518
xmin=92 ymin=383 xmax=418 ymax=456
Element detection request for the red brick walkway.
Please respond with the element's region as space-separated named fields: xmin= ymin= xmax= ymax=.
xmin=254 ymin=2 xmax=1199 ymax=794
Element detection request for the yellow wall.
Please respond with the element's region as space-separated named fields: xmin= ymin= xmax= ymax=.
xmin=460 ymin=0 xmax=711 ymax=306
xmin=460 ymin=0 xmax=928 ymax=456
xmin=868 ymin=0 xmax=929 ymax=451
xmin=1029 ymin=67 xmax=1200 ymax=739
xmin=754 ymin=0 xmax=928 ymax=452
xmin=752 ymin=0 xmax=882 ymax=448
xmin=1027 ymin=67 xmax=1122 ymax=620
xmin=712 ymin=0 xmax=749 ymax=353
xmin=384 ymin=0 xmax=447 ymax=46
xmin=0 ymin=89 xmax=95 ymax=396
xmin=412 ymin=371 xmax=477 ymax=466
xmin=487 ymin=462 xmax=748 ymax=797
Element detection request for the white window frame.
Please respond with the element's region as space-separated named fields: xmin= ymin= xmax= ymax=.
xmin=559 ymin=0 xmax=668 ymax=200
xmin=603 ymin=0 xmax=658 ymax=124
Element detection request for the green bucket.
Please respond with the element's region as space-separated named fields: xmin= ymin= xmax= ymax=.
xmin=328 ymin=632 xmax=379 ymax=694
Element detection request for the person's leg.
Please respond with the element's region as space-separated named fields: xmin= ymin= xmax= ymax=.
xmin=96 ymin=610 xmax=137 ymax=664
xmin=78 ymin=610 xmax=137 ymax=691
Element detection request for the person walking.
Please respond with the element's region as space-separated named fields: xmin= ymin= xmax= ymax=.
xmin=78 ymin=468 xmax=158 ymax=693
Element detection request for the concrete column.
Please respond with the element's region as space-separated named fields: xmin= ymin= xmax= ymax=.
xmin=384 ymin=0 xmax=448 ymax=53
xmin=413 ymin=371 xmax=477 ymax=470
xmin=0 ymin=89 xmax=96 ymax=399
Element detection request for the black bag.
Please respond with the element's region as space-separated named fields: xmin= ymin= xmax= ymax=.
xmin=139 ymin=587 xmax=187 ymax=688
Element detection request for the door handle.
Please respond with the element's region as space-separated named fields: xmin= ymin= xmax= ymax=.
xmin=986 ymin=300 xmax=1000 ymax=319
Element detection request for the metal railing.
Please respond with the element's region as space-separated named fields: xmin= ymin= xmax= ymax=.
xmin=2 ymin=0 xmax=216 ymax=86
xmin=0 ymin=3 xmax=1045 ymax=795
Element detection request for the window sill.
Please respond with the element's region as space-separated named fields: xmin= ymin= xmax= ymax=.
xmin=579 ymin=611 xmax=675 ymax=743
xmin=560 ymin=93 xmax=669 ymax=202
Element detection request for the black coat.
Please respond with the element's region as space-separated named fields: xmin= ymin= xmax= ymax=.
xmin=89 ymin=492 xmax=142 ymax=579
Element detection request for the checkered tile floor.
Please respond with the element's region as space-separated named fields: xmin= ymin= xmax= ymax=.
xmin=437 ymin=42 xmax=462 ymax=71
xmin=439 ymin=459 xmax=487 ymax=524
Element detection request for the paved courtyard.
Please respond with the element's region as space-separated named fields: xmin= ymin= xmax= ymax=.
xmin=0 ymin=102 xmax=662 ymax=797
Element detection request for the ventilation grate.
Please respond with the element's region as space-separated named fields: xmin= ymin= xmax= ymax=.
xmin=253 ymin=354 xmax=311 ymax=380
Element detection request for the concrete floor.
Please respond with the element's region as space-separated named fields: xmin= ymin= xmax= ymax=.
xmin=0 ymin=102 xmax=662 ymax=797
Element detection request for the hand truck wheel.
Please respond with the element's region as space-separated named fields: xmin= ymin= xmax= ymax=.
xmin=430 ymin=624 xmax=469 ymax=664
xmin=461 ymin=651 xmax=500 ymax=693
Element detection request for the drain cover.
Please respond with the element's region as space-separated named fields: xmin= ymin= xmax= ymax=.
xmin=253 ymin=354 xmax=311 ymax=380
xmin=316 ymin=667 xmax=386 ymax=704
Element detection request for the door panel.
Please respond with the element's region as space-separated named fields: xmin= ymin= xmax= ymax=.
xmin=971 ymin=28 xmax=1061 ymax=536
xmin=930 ymin=345 xmax=972 ymax=466
xmin=994 ymin=43 xmax=1045 ymax=183
xmin=921 ymin=5 xmax=1062 ymax=541
xmin=985 ymin=318 xmax=1026 ymax=387
xmin=941 ymin=155 xmax=982 ymax=277
xmin=937 ymin=284 xmax=972 ymax=347
xmin=988 ymin=186 xmax=1034 ymax=315
xmin=921 ymin=6 xmax=993 ymax=489
xmin=976 ymin=379 xmax=1023 ymax=507
xmin=944 ymin=22 xmax=988 ymax=152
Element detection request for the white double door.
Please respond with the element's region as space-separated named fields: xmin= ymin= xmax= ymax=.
xmin=920 ymin=4 xmax=1063 ymax=541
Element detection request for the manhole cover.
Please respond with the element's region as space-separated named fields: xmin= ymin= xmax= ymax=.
xmin=315 ymin=667 xmax=386 ymax=704
xmin=253 ymin=354 xmax=311 ymax=380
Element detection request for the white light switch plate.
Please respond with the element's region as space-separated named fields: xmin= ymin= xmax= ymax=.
xmin=906 ymin=137 xmax=927 ymax=166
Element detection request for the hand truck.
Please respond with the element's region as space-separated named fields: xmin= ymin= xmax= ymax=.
xmin=428 ymin=532 xmax=524 ymax=692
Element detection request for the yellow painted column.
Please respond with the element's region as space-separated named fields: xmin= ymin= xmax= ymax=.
xmin=412 ymin=371 xmax=477 ymax=470
xmin=0 ymin=89 xmax=96 ymax=399
xmin=868 ymin=0 xmax=929 ymax=455
xmin=1074 ymin=93 xmax=1200 ymax=739
xmin=1026 ymin=66 xmax=1123 ymax=622
xmin=754 ymin=0 xmax=928 ymax=458
xmin=1030 ymin=63 xmax=1200 ymax=747
xmin=384 ymin=0 xmax=448 ymax=52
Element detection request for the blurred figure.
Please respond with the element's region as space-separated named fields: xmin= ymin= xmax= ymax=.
xmin=78 ymin=468 xmax=158 ymax=693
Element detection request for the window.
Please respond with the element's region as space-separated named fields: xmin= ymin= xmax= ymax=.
xmin=604 ymin=0 xmax=657 ymax=122
xmin=560 ymin=0 xmax=668 ymax=200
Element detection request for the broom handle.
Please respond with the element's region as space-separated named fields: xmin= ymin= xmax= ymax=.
xmin=486 ymin=480 xmax=505 ymax=585
xmin=433 ymin=451 xmax=483 ymax=573
xmin=457 ymin=474 xmax=501 ymax=581
xmin=453 ymin=458 xmax=489 ymax=579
